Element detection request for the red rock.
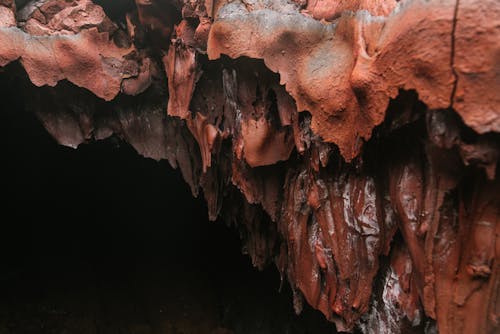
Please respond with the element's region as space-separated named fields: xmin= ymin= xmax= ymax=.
xmin=1 ymin=1 xmax=499 ymax=333
xmin=302 ymin=0 xmax=398 ymax=21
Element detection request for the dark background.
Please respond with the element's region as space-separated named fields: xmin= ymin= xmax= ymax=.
xmin=0 ymin=66 xmax=336 ymax=333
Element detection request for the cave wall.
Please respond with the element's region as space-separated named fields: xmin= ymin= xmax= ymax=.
xmin=0 ymin=0 xmax=499 ymax=333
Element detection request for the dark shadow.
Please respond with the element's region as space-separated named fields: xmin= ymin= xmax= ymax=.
xmin=0 ymin=65 xmax=336 ymax=333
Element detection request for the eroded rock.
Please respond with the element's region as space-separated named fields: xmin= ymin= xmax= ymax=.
xmin=1 ymin=0 xmax=499 ymax=333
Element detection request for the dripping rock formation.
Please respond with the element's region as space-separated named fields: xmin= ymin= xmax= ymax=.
xmin=1 ymin=0 xmax=499 ymax=333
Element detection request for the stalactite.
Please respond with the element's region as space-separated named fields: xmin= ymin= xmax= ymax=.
xmin=1 ymin=0 xmax=498 ymax=332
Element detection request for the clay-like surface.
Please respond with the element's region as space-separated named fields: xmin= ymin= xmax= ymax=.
xmin=0 ymin=0 xmax=499 ymax=333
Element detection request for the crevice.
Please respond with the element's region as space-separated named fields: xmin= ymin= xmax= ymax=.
xmin=93 ymin=0 xmax=136 ymax=24
xmin=449 ymin=0 xmax=460 ymax=108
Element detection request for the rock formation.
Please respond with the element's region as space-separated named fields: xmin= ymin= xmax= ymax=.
xmin=1 ymin=0 xmax=499 ymax=332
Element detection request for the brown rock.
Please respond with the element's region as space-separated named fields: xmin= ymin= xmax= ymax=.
xmin=1 ymin=1 xmax=499 ymax=333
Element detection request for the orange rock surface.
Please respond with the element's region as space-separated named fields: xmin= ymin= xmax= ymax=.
xmin=1 ymin=1 xmax=499 ymax=332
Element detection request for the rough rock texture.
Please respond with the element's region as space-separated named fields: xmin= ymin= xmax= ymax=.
xmin=1 ymin=0 xmax=499 ymax=333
